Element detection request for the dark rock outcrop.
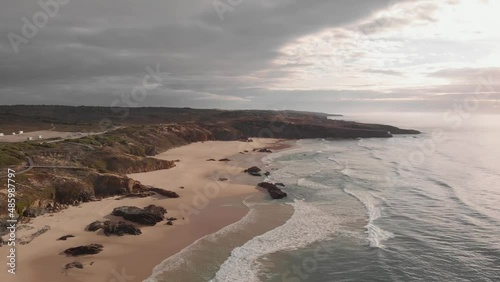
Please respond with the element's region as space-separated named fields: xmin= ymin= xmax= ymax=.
xmin=85 ymin=220 xmax=104 ymax=232
xmin=57 ymin=235 xmax=75 ymax=241
xmin=206 ymin=159 xmax=216 ymax=161
xmin=146 ymin=187 xmax=179 ymax=198
xmin=116 ymin=191 xmax=156 ymax=199
xmin=144 ymin=205 xmax=167 ymax=219
xmin=23 ymin=207 xmax=47 ymax=218
xmin=93 ymin=174 xmax=144 ymax=197
xmin=103 ymin=221 xmax=141 ymax=236
xmin=112 ymin=205 xmax=166 ymax=226
xmin=219 ymin=158 xmax=231 ymax=162
xmin=258 ymin=182 xmax=288 ymax=199
xmin=64 ymin=261 xmax=84 ymax=270
xmin=244 ymin=166 xmax=262 ymax=176
xmin=64 ymin=244 xmax=103 ymax=256
xmin=257 ymin=148 xmax=273 ymax=153
xmin=0 ymin=219 xmax=8 ymax=237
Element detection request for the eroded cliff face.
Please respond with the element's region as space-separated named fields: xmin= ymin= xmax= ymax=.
xmin=93 ymin=174 xmax=145 ymax=197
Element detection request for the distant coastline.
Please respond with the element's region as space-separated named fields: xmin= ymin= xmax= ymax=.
xmin=0 ymin=106 xmax=420 ymax=281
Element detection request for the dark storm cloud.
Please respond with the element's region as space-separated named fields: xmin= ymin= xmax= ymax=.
xmin=0 ymin=0 xmax=408 ymax=107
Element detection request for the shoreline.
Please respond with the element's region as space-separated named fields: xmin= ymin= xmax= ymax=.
xmin=0 ymin=138 xmax=291 ymax=282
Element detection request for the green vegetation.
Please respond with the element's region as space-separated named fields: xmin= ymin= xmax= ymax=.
xmin=0 ymin=142 xmax=61 ymax=166
xmin=88 ymin=159 xmax=109 ymax=173
xmin=14 ymin=183 xmax=55 ymax=216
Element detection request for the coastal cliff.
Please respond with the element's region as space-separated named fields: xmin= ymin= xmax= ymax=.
xmin=0 ymin=106 xmax=420 ymax=226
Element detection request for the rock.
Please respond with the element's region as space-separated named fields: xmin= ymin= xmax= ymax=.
xmin=166 ymin=217 xmax=178 ymax=221
xmin=218 ymin=158 xmax=231 ymax=162
xmin=258 ymin=182 xmax=276 ymax=190
xmin=85 ymin=220 xmax=104 ymax=232
xmin=146 ymin=187 xmax=179 ymax=198
xmin=144 ymin=205 xmax=167 ymax=219
xmin=206 ymin=159 xmax=216 ymax=161
xmin=244 ymin=150 xmax=249 ymax=152
xmin=179 ymin=186 xmax=185 ymax=189
xmin=244 ymin=166 xmax=262 ymax=176
xmin=166 ymin=221 xmax=173 ymax=225
xmin=64 ymin=261 xmax=84 ymax=270
xmin=264 ymin=171 xmax=271 ymax=176
xmin=258 ymin=182 xmax=288 ymax=199
xmin=257 ymin=148 xmax=273 ymax=153
xmin=103 ymin=221 xmax=141 ymax=236
xmin=23 ymin=207 xmax=47 ymax=218
xmin=244 ymin=166 xmax=261 ymax=173
xmin=93 ymin=174 xmax=146 ymax=197
xmin=54 ymin=181 xmax=94 ymax=205
xmin=267 ymin=188 xmax=287 ymax=199
xmin=57 ymin=235 xmax=75 ymax=241
xmin=116 ymin=191 xmax=155 ymax=199
xmin=112 ymin=205 xmax=166 ymax=226
xmin=64 ymin=244 xmax=103 ymax=256
xmin=275 ymin=183 xmax=285 ymax=187
xmin=218 ymin=177 xmax=229 ymax=181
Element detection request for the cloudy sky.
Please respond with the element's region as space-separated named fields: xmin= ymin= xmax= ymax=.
xmin=1 ymin=0 xmax=499 ymax=113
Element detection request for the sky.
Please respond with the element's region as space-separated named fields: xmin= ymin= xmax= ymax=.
xmin=1 ymin=0 xmax=499 ymax=114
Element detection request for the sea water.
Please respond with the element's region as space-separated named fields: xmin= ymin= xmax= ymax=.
xmin=149 ymin=113 xmax=500 ymax=282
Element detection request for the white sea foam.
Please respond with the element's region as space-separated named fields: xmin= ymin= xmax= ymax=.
xmin=210 ymin=200 xmax=340 ymax=282
xmin=143 ymin=198 xmax=259 ymax=282
xmin=343 ymin=188 xmax=395 ymax=248
xmin=297 ymin=177 xmax=331 ymax=190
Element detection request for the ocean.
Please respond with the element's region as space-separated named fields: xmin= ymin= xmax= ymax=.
xmin=147 ymin=113 xmax=500 ymax=282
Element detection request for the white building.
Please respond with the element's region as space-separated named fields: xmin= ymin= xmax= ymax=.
xmin=19 ymin=131 xmax=24 ymax=134
xmin=12 ymin=132 xmax=16 ymax=135
xmin=27 ymin=137 xmax=33 ymax=141
xmin=38 ymin=135 xmax=43 ymax=139
xmin=0 ymin=133 xmax=4 ymax=136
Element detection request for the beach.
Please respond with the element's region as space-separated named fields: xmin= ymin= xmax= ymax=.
xmin=0 ymin=138 xmax=288 ymax=282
